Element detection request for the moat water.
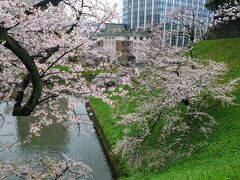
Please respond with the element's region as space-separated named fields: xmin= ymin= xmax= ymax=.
xmin=0 ymin=100 xmax=111 ymax=179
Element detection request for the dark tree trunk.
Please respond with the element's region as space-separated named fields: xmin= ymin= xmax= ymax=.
xmin=0 ymin=28 xmax=42 ymax=116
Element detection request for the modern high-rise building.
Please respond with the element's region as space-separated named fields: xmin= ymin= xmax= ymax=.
xmin=123 ymin=0 xmax=211 ymax=46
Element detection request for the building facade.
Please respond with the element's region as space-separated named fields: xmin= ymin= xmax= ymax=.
xmin=97 ymin=23 xmax=149 ymax=61
xmin=123 ymin=0 xmax=211 ymax=46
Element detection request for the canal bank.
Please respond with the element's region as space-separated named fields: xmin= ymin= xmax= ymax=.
xmin=86 ymin=101 xmax=119 ymax=179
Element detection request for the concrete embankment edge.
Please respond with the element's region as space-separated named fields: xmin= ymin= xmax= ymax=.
xmin=85 ymin=101 xmax=119 ymax=179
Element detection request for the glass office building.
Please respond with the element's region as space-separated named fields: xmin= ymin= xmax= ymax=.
xmin=123 ymin=0 xmax=211 ymax=46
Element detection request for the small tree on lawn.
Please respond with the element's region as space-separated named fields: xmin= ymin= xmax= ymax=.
xmin=167 ymin=7 xmax=211 ymax=48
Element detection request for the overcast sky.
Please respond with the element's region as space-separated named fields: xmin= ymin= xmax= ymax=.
xmin=105 ymin=0 xmax=122 ymax=8
xmin=103 ymin=0 xmax=123 ymax=22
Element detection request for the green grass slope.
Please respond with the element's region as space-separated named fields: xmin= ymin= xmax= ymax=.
xmin=148 ymin=38 xmax=240 ymax=179
xmin=90 ymin=38 xmax=240 ymax=179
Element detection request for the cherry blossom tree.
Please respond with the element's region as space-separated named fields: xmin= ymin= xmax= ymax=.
xmin=205 ymin=0 xmax=240 ymax=11
xmin=212 ymin=0 xmax=240 ymax=26
xmin=206 ymin=1 xmax=239 ymax=39
xmin=0 ymin=0 xmax=118 ymax=177
xmin=114 ymin=29 xmax=240 ymax=169
xmin=0 ymin=0 xmax=118 ymax=131
xmin=167 ymin=7 xmax=211 ymax=46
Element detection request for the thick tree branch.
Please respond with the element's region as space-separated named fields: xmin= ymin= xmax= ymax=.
xmin=0 ymin=28 xmax=42 ymax=116
xmin=33 ymin=0 xmax=63 ymax=9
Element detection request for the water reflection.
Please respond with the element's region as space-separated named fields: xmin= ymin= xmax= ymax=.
xmin=16 ymin=98 xmax=70 ymax=156
xmin=0 ymin=100 xmax=111 ymax=180
xmin=17 ymin=116 xmax=69 ymax=157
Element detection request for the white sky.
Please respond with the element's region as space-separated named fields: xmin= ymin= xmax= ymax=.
xmin=105 ymin=0 xmax=122 ymax=9
xmin=64 ymin=0 xmax=123 ymax=22
xmin=104 ymin=0 xmax=123 ymax=22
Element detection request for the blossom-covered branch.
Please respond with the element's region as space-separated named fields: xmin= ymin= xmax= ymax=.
xmin=212 ymin=1 xmax=240 ymax=26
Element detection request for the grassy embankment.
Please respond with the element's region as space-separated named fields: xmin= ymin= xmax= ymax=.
xmin=89 ymin=38 xmax=240 ymax=179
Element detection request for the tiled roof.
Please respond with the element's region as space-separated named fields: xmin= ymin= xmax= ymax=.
xmin=104 ymin=23 xmax=126 ymax=30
